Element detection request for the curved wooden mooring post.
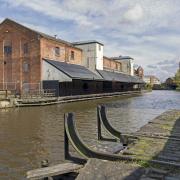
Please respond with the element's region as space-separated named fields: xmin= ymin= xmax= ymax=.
xmin=64 ymin=112 xmax=180 ymax=167
xmin=27 ymin=109 xmax=180 ymax=179
xmin=64 ymin=112 xmax=133 ymax=161
xmin=97 ymin=105 xmax=128 ymax=146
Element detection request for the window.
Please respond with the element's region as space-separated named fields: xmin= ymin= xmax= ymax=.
xmin=4 ymin=40 xmax=12 ymax=56
xmin=55 ymin=47 xmax=60 ymax=56
xmin=70 ymin=51 xmax=74 ymax=60
xmin=99 ymin=44 xmax=101 ymax=51
xmin=4 ymin=46 xmax=12 ymax=55
xmin=23 ymin=43 xmax=28 ymax=54
xmin=23 ymin=62 xmax=29 ymax=73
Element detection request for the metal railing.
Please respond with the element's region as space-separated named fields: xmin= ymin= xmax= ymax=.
xmin=0 ymin=82 xmax=17 ymax=91
xmin=21 ymin=89 xmax=56 ymax=99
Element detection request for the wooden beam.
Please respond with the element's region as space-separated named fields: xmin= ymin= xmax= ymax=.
xmin=26 ymin=163 xmax=83 ymax=180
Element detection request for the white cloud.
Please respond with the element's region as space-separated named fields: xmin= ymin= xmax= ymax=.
xmin=145 ymin=59 xmax=179 ymax=81
xmin=124 ymin=4 xmax=143 ymax=22
xmin=0 ymin=16 xmax=4 ymax=22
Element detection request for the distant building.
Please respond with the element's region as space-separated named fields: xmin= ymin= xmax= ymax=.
xmin=111 ymin=56 xmax=134 ymax=76
xmin=73 ymin=41 xmax=144 ymax=92
xmin=165 ymin=77 xmax=177 ymax=90
xmin=144 ymin=75 xmax=160 ymax=85
xmin=0 ymin=18 xmax=83 ymax=95
xmin=72 ymin=41 xmax=128 ymax=75
xmin=134 ymin=66 xmax=144 ymax=79
xmin=0 ymin=18 xmax=144 ymax=96
xmin=103 ymin=56 xmax=122 ymax=73
xmin=165 ymin=77 xmax=174 ymax=85
xmin=143 ymin=76 xmax=151 ymax=84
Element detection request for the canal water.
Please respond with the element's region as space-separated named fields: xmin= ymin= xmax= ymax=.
xmin=0 ymin=90 xmax=180 ymax=179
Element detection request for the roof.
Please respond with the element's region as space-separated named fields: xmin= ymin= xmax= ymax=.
xmin=137 ymin=66 xmax=143 ymax=70
xmin=0 ymin=18 xmax=82 ymax=51
xmin=103 ymin=56 xmax=113 ymax=60
xmin=72 ymin=40 xmax=104 ymax=46
xmin=43 ymin=59 xmax=102 ymax=80
xmin=97 ymin=70 xmax=144 ymax=83
xmin=112 ymin=56 xmax=134 ymax=60
xmin=131 ymin=76 xmax=145 ymax=83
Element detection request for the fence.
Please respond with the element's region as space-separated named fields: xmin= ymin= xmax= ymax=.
xmin=21 ymin=83 xmax=56 ymax=98
xmin=0 ymin=82 xmax=17 ymax=91
xmin=0 ymin=82 xmax=56 ymax=98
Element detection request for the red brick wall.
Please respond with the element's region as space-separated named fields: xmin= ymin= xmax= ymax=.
xmin=103 ymin=57 xmax=121 ymax=71
xmin=40 ymin=38 xmax=82 ymax=65
xmin=0 ymin=20 xmax=41 ymax=93
xmin=135 ymin=67 xmax=144 ymax=78
xmin=0 ymin=19 xmax=83 ymax=94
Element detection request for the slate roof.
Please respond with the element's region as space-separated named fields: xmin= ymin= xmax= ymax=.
xmin=72 ymin=40 xmax=104 ymax=46
xmin=44 ymin=59 xmax=102 ymax=80
xmin=112 ymin=56 xmax=134 ymax=60
xmin=97 ymin=70 xmax=144 ymax=83
xmin=131 ymin=75 xmax=145 ymax=83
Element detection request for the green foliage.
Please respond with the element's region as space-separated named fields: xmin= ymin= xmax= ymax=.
xmin=137 ymin=160 xmax=150 ymax=168
xmin=145 ymin=83 xmax=152 ymax=90
xmin=174 ymin=69 xmax=180 ymax=90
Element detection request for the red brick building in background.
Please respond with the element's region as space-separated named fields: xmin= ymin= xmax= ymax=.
xmin=0 ymin=18 xmax=144 ymax=96
xmin=0 ymin=18 xmax=82 ymax=94
xmin=134 ymin=66 xmax=144 ymax=79
xmin=103 ymin=56 xmax=122 ymax=72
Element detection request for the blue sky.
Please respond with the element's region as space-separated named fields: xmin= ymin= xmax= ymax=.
xmin=0 ymin=0 xmax=180 ymax=81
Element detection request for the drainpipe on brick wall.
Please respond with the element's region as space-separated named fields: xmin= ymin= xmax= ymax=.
xmin=19 ymin=39 xmax=23 ymax=96
xmin=2 ymin=40 xmax=4 ymax=90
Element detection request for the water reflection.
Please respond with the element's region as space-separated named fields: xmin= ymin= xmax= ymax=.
xmin=0 ymin=90 xmax=179 ymax=179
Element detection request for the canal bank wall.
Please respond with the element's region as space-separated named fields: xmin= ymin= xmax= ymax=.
xmin=0 ymin=90 xmax=16 ymax=109
xmin=13 ymin=90 xmax=149 ymax=108
xmin=0 ymin=98 xmax=16 ymax=109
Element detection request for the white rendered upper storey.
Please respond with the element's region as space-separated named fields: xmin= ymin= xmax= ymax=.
xmin=73 ymin=40 xmax=104 ymax=73
xmin=73 ymin=41 xmax=135 ymax=76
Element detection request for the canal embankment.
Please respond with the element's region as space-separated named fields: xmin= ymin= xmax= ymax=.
xmin=0 ymin=90 xmax=16 ymax=109
xmin=76 ymin=110 xmax=180 ymax=180
xmin=26 ymin=108 xmax=180 ymax=179
xmin=0 ymin=90 xmax=150 ymax=108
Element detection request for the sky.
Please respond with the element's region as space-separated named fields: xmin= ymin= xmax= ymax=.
xmin=0 ymin=0 xmax=180 ymax=81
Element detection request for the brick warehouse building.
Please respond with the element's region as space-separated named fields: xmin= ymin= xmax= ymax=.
xmin=0 ymin=18 xmax=144 ymax=96
xmin=0 ymin=18 xmax=84 ymax=95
